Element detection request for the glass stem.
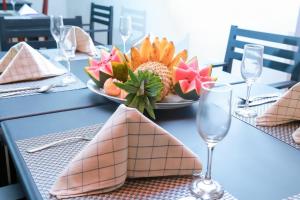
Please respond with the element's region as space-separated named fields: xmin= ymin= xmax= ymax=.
xmin=205 ymin=144 xmax=215 ymax=181
xmin=56 ymin=41 xmax=60 ymax=56
xmin=66 ymin=58 xmax=71 ymax=76
xmin=123 ymin=40 xmax=126 ymax=53
xmin=245 ymin=83 xmax=252 ymax=109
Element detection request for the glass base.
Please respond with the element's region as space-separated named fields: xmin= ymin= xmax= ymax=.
xmin=235 ymin=107 xmax=257 ymax=118
xmin=62 ymin=74 xmax=76 ymax=85
xmin=190 ymin=178 xmax=224 ymax=200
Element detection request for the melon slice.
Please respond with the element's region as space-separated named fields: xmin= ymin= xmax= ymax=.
xmin=85 ymin=47 xmax=128 ymax=87
xmin=173 ymin=57 xmax=217 ymax=100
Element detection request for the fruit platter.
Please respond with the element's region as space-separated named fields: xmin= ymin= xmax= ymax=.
xmin=85 ymin=36 xmax=216 ymax=118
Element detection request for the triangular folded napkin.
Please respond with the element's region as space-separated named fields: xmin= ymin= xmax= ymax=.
xmin=50 ymin=104 xmax=202 ymax=199
xmin=18 ymin=4 xmax=39 ymax=16
xmin=72 ymin=26 xmax=98 ymax=56
xmin=256 ymin=83 xmax=300 ymax=143
xmin=0 ymin=42 xmax=66 ymax=84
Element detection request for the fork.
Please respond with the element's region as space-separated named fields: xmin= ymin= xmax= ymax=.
xmin=26 ymin=136 xmax=93 ymax=153
xmin=238 ymin=93 xmax=281 ymax=103
xmin=0 ymin=82 xmax=68 ymax=98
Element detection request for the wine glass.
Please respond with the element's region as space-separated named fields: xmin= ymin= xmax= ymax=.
xmin=60 ymin=25 xmax=76 ymax=84
xmin=119 ymin=16 xmax=132 ymax=52
xmin=191 ymin=81 xmax=232 ymax=200
xmin=50 ymin=15 xmax=64 ymax=60
xmin=10 ymin=0 xmax=16 ymax=12
xmin=235 ymin=44 xmax=264 ymax=118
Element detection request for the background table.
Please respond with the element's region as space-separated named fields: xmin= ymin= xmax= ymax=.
xmin=0 ymin=50 xmax=244 ymax=121
xmin=2 ymin=84 xmax=300 ymax=200
xmin=0 ymin=0 xmax=31 ymax=11
xmin=0 ymin=54 xmax=109 ymax=121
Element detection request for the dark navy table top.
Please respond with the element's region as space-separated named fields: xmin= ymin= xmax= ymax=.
xmin=1 ymin=84 xmax=300 ymax=200
xmin=0 ymin=50 xmax=242 ymax=121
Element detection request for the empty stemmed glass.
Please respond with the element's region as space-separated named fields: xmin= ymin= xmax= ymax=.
xmin=60 ymin=25 xmax=76 ymax=84
xmin=235 ymin=44 xmax=264 ymax=118
xmin=191 ymin=82 xmax=232 ymax=200
xmin=119 ymin=16 xmax=132 ymax=53
xmin=50 ymin=15 xmax=64 ymax=60
xmin=10 ymin=0 xmax=16 ymax=12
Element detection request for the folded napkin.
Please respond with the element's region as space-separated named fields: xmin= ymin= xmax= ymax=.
xmin=0 ymin=42 xmax=66 ymax=84
xmin=50 ymin=104 xmax=202 ymax=199
xmin=256 ymin=83 xmax=300 ymax=143
xmin=18 ymin=4 xmax=38 ymax=16
xmin=72 ymin=26 xmax=98 ymax=56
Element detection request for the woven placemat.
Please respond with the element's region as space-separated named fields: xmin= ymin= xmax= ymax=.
xmin=16 ymin=123 xmax=237 ymax=200
xmin=233 ymin=98 xmax=300 ymax=149
xmin=0 ymin=73 xmax=86 ymax=98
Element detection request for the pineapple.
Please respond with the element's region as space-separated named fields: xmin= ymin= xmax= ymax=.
xmin=115 ymin=69 xmax=163 ymax=119
xmin=114 ymin=36 xmax=188 ymax=118
xmin=135 ymin=62 xmax=172 ymax=100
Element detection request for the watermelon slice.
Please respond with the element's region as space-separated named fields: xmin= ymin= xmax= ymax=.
xmin=199 ymin=65 xmax=212 ymax=77
xmin=85 ymin=47 xmax=128 ymax=87
xmin=173 ymin=57 xmax=217 ymax=100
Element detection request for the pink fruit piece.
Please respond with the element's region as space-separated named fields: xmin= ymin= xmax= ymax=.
xmin=173 ymin=57 xmax=216 ymax=100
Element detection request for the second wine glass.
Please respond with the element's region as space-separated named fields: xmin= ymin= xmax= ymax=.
xmin=50 ymin=15 xmax=64 ymax=60
xmin=10 ymin=0 xmax=16 ymax=12
xmin=235 ymin=44 xmax=264 ymax=118
xmin=119 ymin=16 xmax=132 ymax=53
xmin=60 ymin=25 xmax=76 ymax=84
xmin=191 ymin=81 xmax=232 ymax=200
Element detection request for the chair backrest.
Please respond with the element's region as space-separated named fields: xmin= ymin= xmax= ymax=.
xmin=224 ymin=25 xmax=300 ymax=83
xmin=121 ymin=7 xmax=146 ymax=45
xmin=0 ymin=16 xmax=82 ymax=51
xmin=90 ymin=3 xmax=113 ymax=45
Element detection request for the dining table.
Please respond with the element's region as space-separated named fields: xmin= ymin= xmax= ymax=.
xmin=1 ymin=46 xmax=299 ymax=199
xmin=0 ymin=48 xmax=243 ymax=187
xmin=1 ymin=74 xmax=300 ymax=200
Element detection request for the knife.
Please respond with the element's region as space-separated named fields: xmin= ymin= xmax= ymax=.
xmin=237 ymin=97 xmax=279 ymax=108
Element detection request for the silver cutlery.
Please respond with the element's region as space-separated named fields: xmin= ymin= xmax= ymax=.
xmin=26 ymin=136 xmax=93 ymax=153
xmin=0 ymin=84 xmax=55 ymax=98
xmin=238 ymin=93 xmax=281 ymax=103
xmin=237 ymin=97 xmax=279 ymax=108
xmin=0 ymin=82 xmax=68 ymax=98
xmin=0 ymin=86 xmax=40 ymax=94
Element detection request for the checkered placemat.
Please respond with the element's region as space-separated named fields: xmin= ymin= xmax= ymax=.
xmin=16 ymin=123 xmax=237 ymax=200
xmin=233 ymin=98 xmax=300 ymax=149
xmin=0 ymin=72 xmax=86 ymax=98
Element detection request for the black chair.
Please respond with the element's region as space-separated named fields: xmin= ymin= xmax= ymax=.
xmin=0 ymin=16 xmax=82 ymax=51
xmin=213 ymin=25 xmax=300 ymax=89
xmin=83 ymin=3 xmax=113 ymax=45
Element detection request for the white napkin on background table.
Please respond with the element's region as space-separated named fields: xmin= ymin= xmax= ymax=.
xmin=18 ymin=4 xmax=39 ymax=16
xmin=0 ymin=42 xmax=66 ymax=84
xmin=50 ymin=104 xmax=202 ymax=199
xmin=256 ymin=82 xmax=300 ymax=143
xmin=72 ymin=26 xmax=98 ymax=56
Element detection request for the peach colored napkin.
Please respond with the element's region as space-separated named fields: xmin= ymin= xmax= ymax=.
xmin=73 ymin=26 xmax=98 ymax=56
xmin=50 ymin=104 xmax=202 ymax=199
xmin=256 ymin=83 xmax=300 ymax=143
xmin=0 ymin=42 xmax=66 ymax=84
